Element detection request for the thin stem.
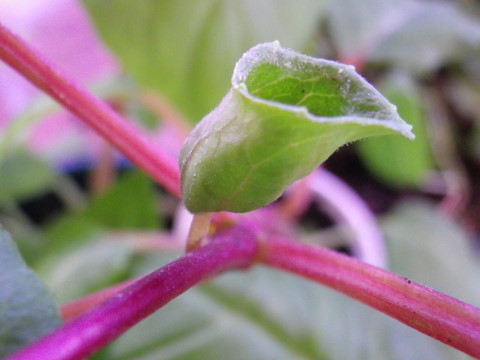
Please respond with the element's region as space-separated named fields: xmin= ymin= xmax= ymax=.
xmin=424 ymin=88 xmax=470 ymax=217
xmin=186 ymin=212 xmax=213 ymax=251
xmin=278 ymin=177 xmax=313 ymax=220
xmin=138 ymin=90 xmax=191 ymax=139
xmin=0 ymin=22 xmax=181 ymax=197
xmin=88 ymin=140 xmax=116 ymax=195
xmin=260 ymin=236 xmax=480 ymax=359
xmin=54 ymin=175 xmax=87 ymax=211
xmin=5 ymin=226 xmax=259 ymax=360
xmin=309 ymin=168 xmax=387 ymax=268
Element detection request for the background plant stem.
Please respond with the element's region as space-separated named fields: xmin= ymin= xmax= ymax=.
xmin=309 ymin=168 xmax=387 ymax=267
xmin=260 ymin=235 xmax=480 ymax=358
xmin=0 ymin=22 xmax=181 ymax=197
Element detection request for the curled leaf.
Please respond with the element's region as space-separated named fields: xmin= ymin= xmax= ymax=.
xmin=180 ymin=42 xmax=414 ymax=213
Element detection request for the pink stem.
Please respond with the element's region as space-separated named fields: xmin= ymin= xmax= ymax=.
xmin=0 ymin=21 xmax=181 ymax=197
xmin=261 ymin=236 xmax=480 ymax=358
xmin=5 ymin=226 xmax=258 ymax=360
xmin=309 ymin=168 xmax=386 ymax=267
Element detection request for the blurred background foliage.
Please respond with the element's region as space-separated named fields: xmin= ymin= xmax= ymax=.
xmin=1 ymin=0 xmax=480 ymax=359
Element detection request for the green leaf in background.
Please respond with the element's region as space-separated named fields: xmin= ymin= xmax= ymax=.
xmin=0 ymin=149 xmax=56 ymax=206
xmin=326 ymin=0 xmax=480 ymax=73
xmin=356 ymin=72 xmax=435 ymax=187
xmin=84 ymin=170 xmax=160 ymax=229
xmin=32 ymin=170 xmax=159 ymax=302
xmin=40 ymin=169 xmax=159 ymax=260
xmin=0 ymin=227 xmax=61 ymax=357
xmin=382 ymin=201 xmax=480 ymax=307
xmin=180 ymin=42 xmax=414 ymax=213
xmin=38 ymin=239 xmax=134 ymax=304
xmin=43 ymin=215 xmax=105 ymax=257
xmin=82 ymin=0 xmax=324 ymax=122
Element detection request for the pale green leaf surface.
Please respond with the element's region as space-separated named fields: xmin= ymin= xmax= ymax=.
xmin=40 ymin=169 xmax=159 ymax=259
xmin=180 ymin=42 xmax=414 ymax=213
xmin=0 ymin=150 xmax=56 ymax=205
xmin=369 ymin=2 xmax=480 ymax=72
xmin=0 ymin=227 xmax=61 ymax=357
xmin=41 ymin=215 xmax=105 ymax=263
xmin=33 ymin=171 xmax=157 ymax=302
xmin=357 ymin=72 xmax=435 ymax=187
xmin=326 ymin=0 xmax=396 ymax=60
xmin=37 ymin=239 xmax=134 ymax=304
xmin=82 ymin=0 xmax=324 ymax=122
xmin=84 ymin=170 xmax=160 ymax=230
xmin=382 ymin=201 xmax=480 ymax=308
xmin=327 ymin=0 xmax=480 ymax=73
xmin=381 ymin=201 xmax=480 ymax=360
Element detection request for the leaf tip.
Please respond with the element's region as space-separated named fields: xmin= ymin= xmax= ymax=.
xmin=393 ymin=116 xmax=416 ymax=140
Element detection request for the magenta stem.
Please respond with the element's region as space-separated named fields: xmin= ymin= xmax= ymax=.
xmin=5 ymin=227 xmax=258 ymax=360
xmin=260 ymin=236 xmax=480 ymax=358
xmin=0 ymin=21 xmax=181 ymax=197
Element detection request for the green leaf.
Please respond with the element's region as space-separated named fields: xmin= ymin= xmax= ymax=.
xmin=33 ymin=171 xmax=158 ymax=303
xmin=0 ymin=149 xmax=56 ymax=205
xmin=38 ymin=239 xmax=134 ymax=304
xmin=36 ymin=169 xmax=159 ymax=263
xmin=327 ymin=0 xmax=480 ymax=73
xmin=180 ymin=42 xmax=414 ymax=213
xmin=356 ymin=72 xmax=435 ymax=187
xmin=82 ymin=0 xmax=325 ymax=122
xmin=0 ymin=227 xmax=61 ymax=357
xmin=84 ymin=170 xmax=161 ymax=229
xmin=369 ymin=2 xmax=480 ymax=73
xmin=43 ymin=215 xmax=105 ymax=257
